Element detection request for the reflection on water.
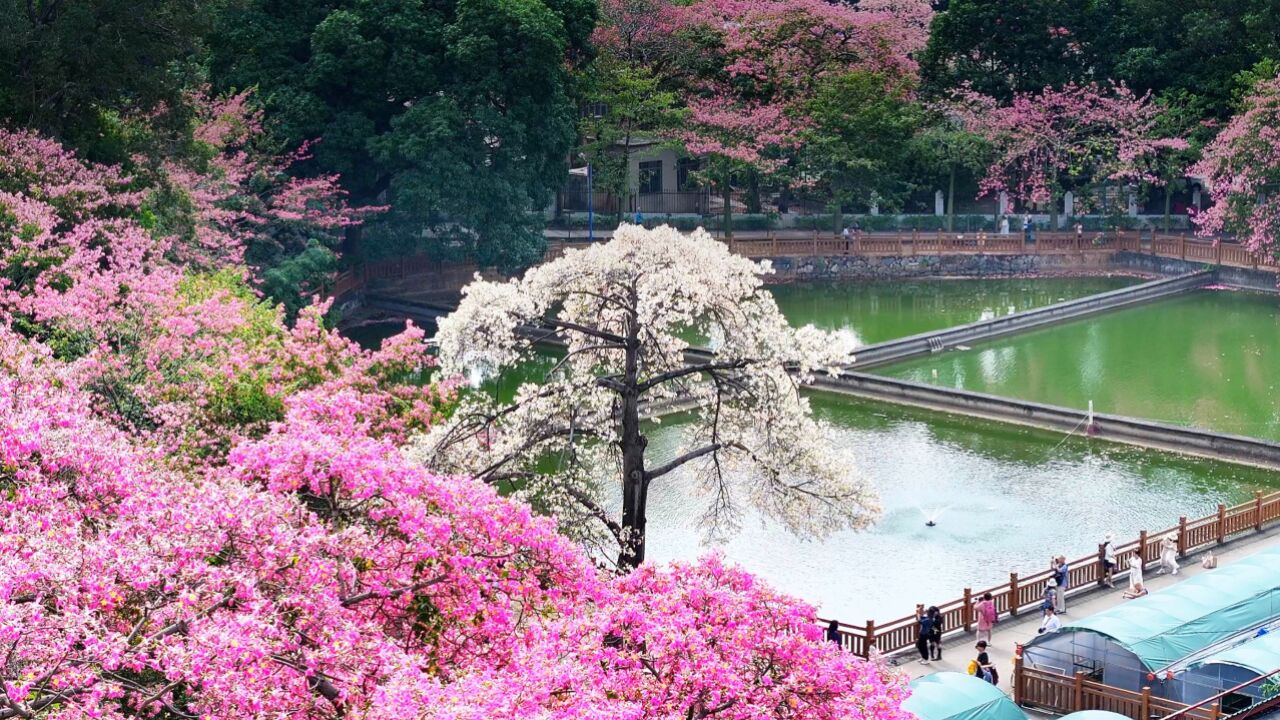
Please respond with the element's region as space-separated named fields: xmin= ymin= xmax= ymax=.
xmin=629 ymin=395 xmax=1274 ymax=622
xmin=768 ymin=276 xmax=1141 ymax=347
xmin=881 ymin=289 xmax=1280 ymax=440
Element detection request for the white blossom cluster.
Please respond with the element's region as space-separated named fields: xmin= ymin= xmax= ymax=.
xmin=411 ymin=224 xmax=879 ymax=560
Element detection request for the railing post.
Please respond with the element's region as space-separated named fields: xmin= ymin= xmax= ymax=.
xmin=1218 ymin=503 xmax=1227 ymax=543
xmin=1013 ymin=654 xmax=1024 ymax=706
xmin=1073 ymin=671 xmax=1086 ymax=712
xmin=1139 ymin=529 xmax=1148 ymax=565
xmin=1008 ymin=572 xmax=1020 ymax=616
xmin=1141 ymin=686 xmax=1151 ymax=719
xmin=963 ymin=588 xmax=973 ymax=632
xmin=1178 ymin=516 xmax=1188 ymax=557
xmin=1256 ymin=490 xmax=1265 ymax=531
xmin=771 ymin=231 xmax=778 ymax=256
xmin=863 ymin=619 xmax=876 ymax=658
xmin=1211 ymin=702 xmax=1220 ymax=720
xmin=1217 ymin=241 xmax=1223 ymax=265
xmin=1180 ymin=235 xmax=1187 ymax=260
xmin=812 ymin=231 xmax=818 ymax=256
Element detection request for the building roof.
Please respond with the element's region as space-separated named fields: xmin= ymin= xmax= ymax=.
xmin=903 ymin=672 xmax=1025 ymax=720
xmin=1052 ymin=545 xmax=1280 ymax=670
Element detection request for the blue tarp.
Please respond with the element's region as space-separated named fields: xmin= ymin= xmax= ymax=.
xmin=903 ymin=672 xmax=1025 ymax=720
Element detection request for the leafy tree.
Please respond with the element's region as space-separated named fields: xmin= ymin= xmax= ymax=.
xmin=208 ymin=0 xmax=596 ymax=268
xmin=0 ymin=0 xmax=208 ymax=156
xmin=910 ymin=116 xmax=992 ymax=230
xmin=919 ymin=0 xmax=1104 ymax=101
xmin=416 ymin=225 xmax=878 ymax=569
xmin=578 ymin=57 xmax=683 ymax=225
xmin=800 ymin=71 xmax=924 ymax=232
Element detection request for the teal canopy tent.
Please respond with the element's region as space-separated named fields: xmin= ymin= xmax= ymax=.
xmin=1022 ymin=545 xmax=1280 ymax=695
xmin=903 ymin=672 xmax=1024 ymax=720
xmin=1179 ymin=627 xmax=1280 ymax=706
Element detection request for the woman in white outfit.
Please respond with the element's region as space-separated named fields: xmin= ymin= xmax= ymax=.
xmin=1159 ymin=534 xmax=1180 ymax=575
xmin=1129 ymin=553 xmax=1145 ymax=590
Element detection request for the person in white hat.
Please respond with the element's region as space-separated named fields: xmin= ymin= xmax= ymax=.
xmin=1101 ymin=533 xmax=1117 ymax=588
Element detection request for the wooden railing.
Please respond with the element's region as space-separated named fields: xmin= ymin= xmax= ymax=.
xmin=1014 ymin=661 xmax=1221 ymax=720
xmin=821 ymin=490 xmax=1280 ymax=659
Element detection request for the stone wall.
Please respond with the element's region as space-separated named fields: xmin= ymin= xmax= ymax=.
xmin=763 ymin=252 xmax=1123 ymax=282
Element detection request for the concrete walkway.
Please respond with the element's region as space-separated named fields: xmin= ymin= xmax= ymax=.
xmin=890 ymin=522 xmax=1280 ymax=706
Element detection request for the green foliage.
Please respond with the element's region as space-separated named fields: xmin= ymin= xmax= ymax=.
xmin=0 ymin=0 xmax=207 ymax=157
xmin=800 ymin=72 xmax=923 ymax=226
xmin=208 ymin=0 xmax=597 ymax=270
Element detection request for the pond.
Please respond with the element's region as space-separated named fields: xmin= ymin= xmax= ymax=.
xmin=769 ymin=276 xmax=1143 ymax=346
xmin=635 ymin=394 xmax=1276 ymax=622
xmin=878 ymin=289 xmax=1280 ymax=440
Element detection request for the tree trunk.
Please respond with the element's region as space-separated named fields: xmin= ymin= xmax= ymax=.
xmin=746 ymin=171 xmax=761 ymax=214
xmin=1163 ymin=184 xmax=1172 ymax=232
xmin=722 ymin=171 xmax=734 ymax=240
xmin=1049 ymin=188 xmax=1060 ymax=233
xmin=831 ymin=200 xmax=843 ymax=237
xmin=617 ymin=292 xmax=648 ymax=570
xmin=947 ymin=164 xmax=956 ymax=233
xmin=620 ymin=129 xmax=633 ymax=227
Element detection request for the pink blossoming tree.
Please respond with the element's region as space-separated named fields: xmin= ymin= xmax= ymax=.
xmin=949 ymin=82 xmax=1189 ymax=229
xmin=1192 ymin=75 xmax=1280 ymax=255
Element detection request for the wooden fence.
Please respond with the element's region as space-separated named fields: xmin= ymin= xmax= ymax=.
xmin=326 ymin=230 xmax=1278 ymax=303
xmin=1013 ymin=661 xmax=1222 ymax=720
xmin=822 ymin=490 xmax=1280 ymax=659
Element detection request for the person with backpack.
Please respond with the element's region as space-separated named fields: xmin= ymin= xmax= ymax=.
xmin=915 ymin=606 xmax=934 ymax=664
xmin=926 ymin=606 xmax=944 ymax=661
xmin=973 ymin=641 xmax=998 ymax=685
xmin=1041 ymin=579 xmax=1057 ymax=615
xmin=974 ymin=592 xmax=997 ymax=644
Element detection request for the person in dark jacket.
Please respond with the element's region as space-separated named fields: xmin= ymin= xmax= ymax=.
xmin=927 ymin=606 xmax=944 ymax=660
xmin=915 ymin=606 xmax=935 ymax=664
xmin=826 ymin=619 xmax=842 ymax=647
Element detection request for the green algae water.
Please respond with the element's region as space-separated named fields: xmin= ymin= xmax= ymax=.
xmin=638 ymin=395 xmax=1277 ymax=621
xmin=879 ymin=289 xmax=1280 ymax=440
xmin=769 ymin=276 xmax=1143 ymax=346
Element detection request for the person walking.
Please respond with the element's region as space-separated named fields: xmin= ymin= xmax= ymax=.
xmin=1159 ymin=534 xmax=1180 ymax=575
xmin=826 ymin=619 xmax=843 ymax=646
xmin=974 ymin=592 xmax=997 ymax=644
xmin=1055 ymin=555 xmax=1069 ymax=614
xmin=926 ymin=606 xmax=944 ymax=661
xmin=1129 ymin=553 xmax=1145 ymax=591
xmin=1101 ymin=533 xmax=1117 ymax=588
xmin=915 ymin=606 xmax=935 ymax=664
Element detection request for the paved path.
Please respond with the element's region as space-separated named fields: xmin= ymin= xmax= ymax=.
xmin=889 ymin=522 xmax=1280 ymax=709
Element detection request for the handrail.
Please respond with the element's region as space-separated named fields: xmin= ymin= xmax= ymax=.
xmin=1163 ymin=667 xmax=1280 ymax=719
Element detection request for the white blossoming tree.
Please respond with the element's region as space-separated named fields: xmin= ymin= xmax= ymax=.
xmin=413 ymin=224 xmax=879 ymax=568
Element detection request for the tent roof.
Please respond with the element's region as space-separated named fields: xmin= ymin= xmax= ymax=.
xmin=904 ymin=672 xmax=1024 ymax=720
xmin=1040 ymin=545 xmax=1280 ymax=670
xmin=1061 ymin=712 xmax=1131 ymax=720
xmin=1194 ymin=628 xmax=1280 ymax=676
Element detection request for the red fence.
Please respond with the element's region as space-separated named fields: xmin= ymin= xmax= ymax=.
xmin=823 ymin=490 xmax=1280 ymax=658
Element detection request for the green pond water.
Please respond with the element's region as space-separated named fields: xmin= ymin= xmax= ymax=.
xmin=880 ymin=289 xmax=1280 ymax=441
xmin=769 ymin=276 xmax=1142 ymax=346
xmin=343 ymin=279 xmax=1279 ymax=621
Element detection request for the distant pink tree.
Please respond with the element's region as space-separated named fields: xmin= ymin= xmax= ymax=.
xmin=1192 ymin=76 xmax=1280 ymax=254
xmin=0 ymin=128 xmax=178 ymax=334
xmin=161 ymin=89 xmax=379 ymax=270
xmin=950 ymin=83 xmax=1188 ymax=225
xmin=666 ymin=0 xmax=932 ymax=234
